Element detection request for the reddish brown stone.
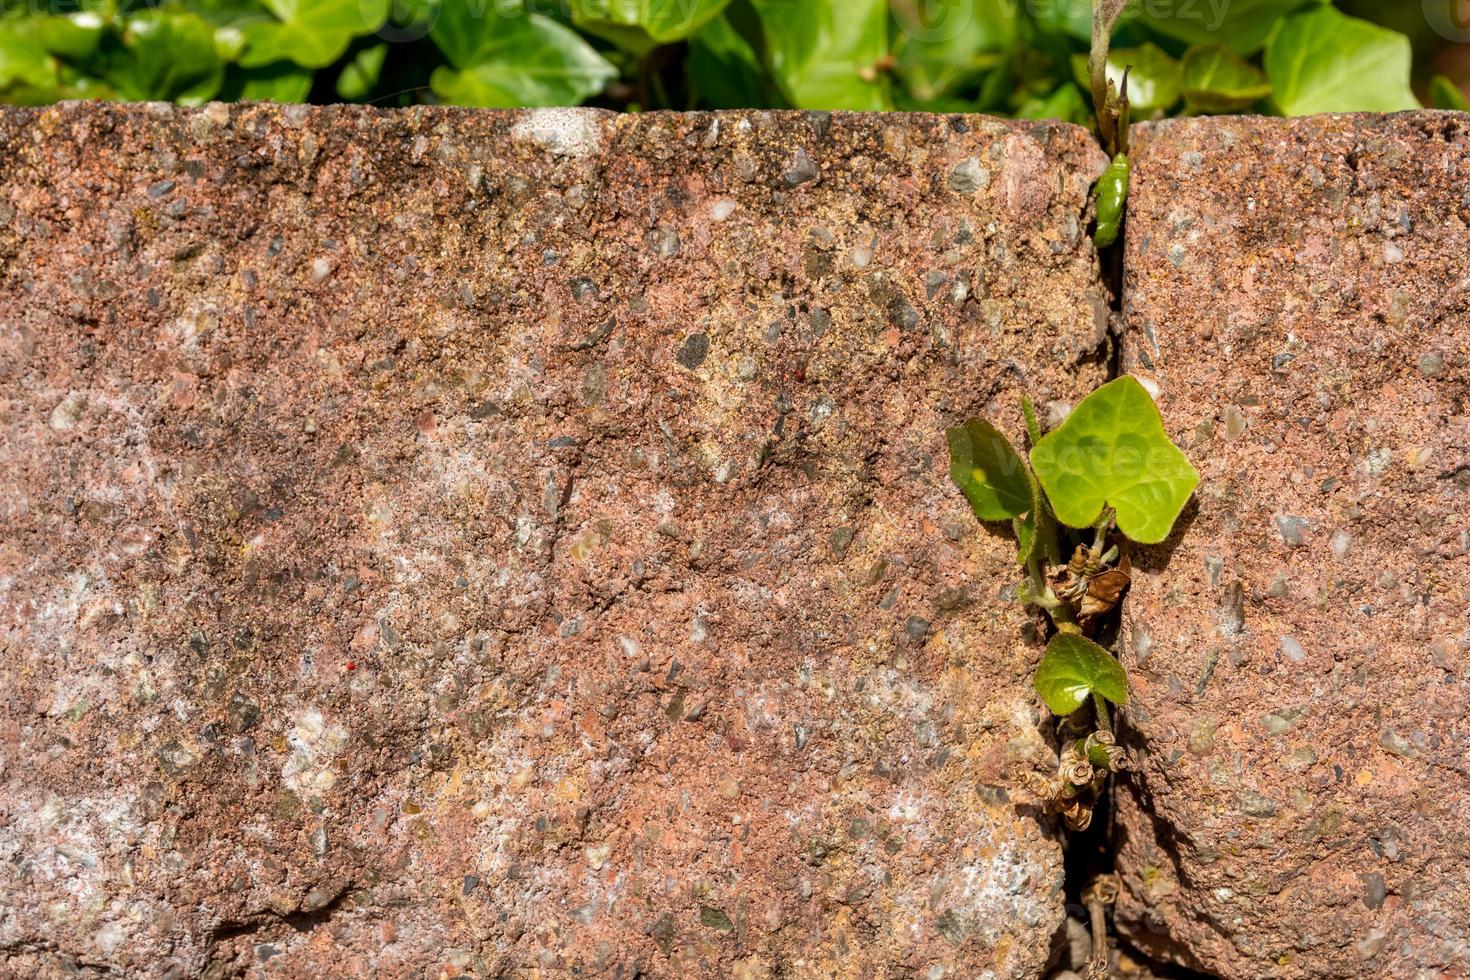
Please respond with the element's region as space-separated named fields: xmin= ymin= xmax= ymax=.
xmin=0 ymin=104 xmax=1110 ymax=977
xmin=1118 ymin=114 xmax=1470 ymax=978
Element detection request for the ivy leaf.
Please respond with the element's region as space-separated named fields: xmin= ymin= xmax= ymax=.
xmin=1034 ymin=633 xmax=1128 ymax=716
xmin=947 ymin=418 xmax=1031 ymax=523
xmin=240 ymin=0 xmax=389 ymax=70
xmin=892 ymin=0 xmax=1014 ymax=103
xmin=1181 ymin=43 xmax=1270 ymax=113
xmin=97 ymin=13 xmax=226 ymax=104
xmin=430 ymin=9 xmax=616 ymax=107
xmin=1265 ymin=6 xmax=1418 ymax=116
xmin=219 ymin=61 xmax=314 ymax=101
xmin=750 ymin=0 xmax=892 ymax=111
xmin=1029 ymin=376 xmax=1198 ymax=545
xmin=1071 ymin=43 xmax=1181 ymax=114
xmin=687 ymin=14 xmax=767 ymax=109
xmin=0 ymin=19 xmax=58 ymax=94
xmin=1015 ymin=82 xmax=1089 ymax=125
xmin=36 ymin=12 xmax=107 ymax=61
xmin=336 ymin=42 xmax=387 ymax=100
xmin=569 ymin=0 xmax=732 ymax=54
xmin=1430 ymin=74 xmax=1470 ymax=112
xmin=1140 ymin=0 xmax=1304 ymax=56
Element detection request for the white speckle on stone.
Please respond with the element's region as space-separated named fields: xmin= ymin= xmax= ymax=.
xmin=282 ymin=707 xmax=349 ymax=796
xmin=1364 ymin=447 xmax=1393 ymax=475
xmin=1136 ymin=376 xmax=1161 ymax=399
xmin=1383 ymin=241 xmax=1405 ymax=264
xmin=1280 ymin=636 xmax=1306 ymax=663
xmin=94 ymin=921 xmax=127 ymax=955
xmin=585 ymin=842 xmax=611 ymax=870
xmin=311 ymin=257 xmax=334 ymax=282
xmin=512 ymin=109 xmax=606 ymax=158
xmin=618 ymin=635 xmax=641 ymax=658
xmin=1330 ymin=530 xmax=1353 ymax=559
xmin=1214 ymin=887 xmax=1235 ymax=901
xmin=850 ymin=242 xmax=874 ymax=269
xmin=49 ymin=392 xmax=86 ymax=431
xmin=710 ymin=198 xmax=737 ymax=221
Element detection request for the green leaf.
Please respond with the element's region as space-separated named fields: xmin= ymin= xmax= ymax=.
xmin=336 ymin=42 xmax=386 ymax=100
xmin=1014 ymin=464 xmax=1060 ymax=567
xmin=1430 ymin=74 xmax=1470 ymax=112
xmin=750 ymin=0 xmax=892 ymax=111
xmin=1071 ymin=43 xmax=1181 ymax=114
xmin=220 ymin=61 xmax=315 ymax=101
xmin=892 ymin=0 xmax=1015 ymax=102
xmin=1140 ymin=0 xmax=1304 ymax=56
xmin=1029 ymin=376 xmax=1199 ymax=545
xmin=96 ymin=13 xmax=226 ymax=104
xmin=429 ymin=9 xmax=616 ymax=107
xmin=1264 ymin=7 xmax=1419 ymax=116
xmin=241 ymin=0 xmax=390 ymax=70
xmin=1026 ymin=0 xmax=1098 ymax=42
xmin=1181 ymin=43 xmax=1270 ymax=113
xmin=37 ymin=12 xmax=107 ymax=61
xmin=1034 ymin=633 xmax=1128 ymax=716
xmin=687 ymin=14 xmax=767 ymax=109
xmin=947 ymin=417 xmax=1031 ymax=522
xmin=0 ymin=20 xmax=58 ymax=93
xmin=569 ymin=0 xmax=733 ymax=53
xmin=1015 ymin=82 xmax=1089 ymax=125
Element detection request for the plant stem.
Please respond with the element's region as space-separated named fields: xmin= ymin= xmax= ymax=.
xmin=1093 ymin=693 xmax=1112 ymax=736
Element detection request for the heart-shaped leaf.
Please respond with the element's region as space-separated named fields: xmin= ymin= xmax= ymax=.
xmin=947 ymin=418 xmax=1031 ymax=523
xmin=1034 ymin=633 xmax=1128 ymax=716
xmin=241 ymin=0 xmax=388 ymax=70
xmin=1181 ymin=44 xmax=1271 ymax=113
xmin=1264 ymin=6 xmax=1418 ymax=116
xmin=1029 ymin=376 xmax=1198 ymax=545
xmin=570 ymin=0 xmax=733 ymax=54
xmin=430 ymin=9 xmax=616 ymax=108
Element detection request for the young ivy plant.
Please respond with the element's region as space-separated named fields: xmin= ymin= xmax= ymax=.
xmin=947 ymin=376 xmax=1198 ymax=830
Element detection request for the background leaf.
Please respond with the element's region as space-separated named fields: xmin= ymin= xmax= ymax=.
xmin=1034 ymin=633 xmax=1129 ymax=715
xmin=686 ymin=14 xmax=768 ymax=108
xmin=1182 ymin=43 xmax=1271 ymax=112
xmin=1265 ymin=6 xmax=1419 ymax=115
xmin=1072 ymin=43 xmax=1181 ymax=114
xmin=241 ymin=0 xmax=389 ymax=69
xmin=1140 ymin=0 xmax=1305 ymax=56
xmin=570 ymin=0 xmax=733 ymax=53
xmin=947 ymin=417 xmax=1032 ymax=523
xmin=750 ymin=0 xmax=891 ymax=110
xmin=1430 ymin=73 xmax=1470 ymax=111
xmin=335 ymin=42 xmax=386 ymax=99
xmin=430 ymin=9 xmax=616 ymax=107
xmin=1029 ymin=376 xmax=1199 ymax=545
xmin=892 ymin=0 xmax=1014 ymax=103
xmin=220 ymin=60 xmax=314 ymax=100
xmin=96 ymin=13 xmax=226 ymax=103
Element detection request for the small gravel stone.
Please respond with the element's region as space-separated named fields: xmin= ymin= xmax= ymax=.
xmin=783 ymin=148 xmax=817 ymax=187
xmin=1418 ymin=351 xmax=1445 ymax=378
xmin=947 ymin=156 xmax=990 ymax=194
xmin=1279 ymin=636 xmax=1306 ymax=663
xmin=1275 ymin=514 xmax=1309 ymax=547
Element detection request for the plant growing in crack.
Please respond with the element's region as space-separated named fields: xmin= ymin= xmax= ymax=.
xmin=947 ymin=376 xmax=1198 ymax=832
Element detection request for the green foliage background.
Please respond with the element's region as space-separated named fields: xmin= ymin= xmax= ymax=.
xmin=1 ymin=0 xmax=1467 ymax=115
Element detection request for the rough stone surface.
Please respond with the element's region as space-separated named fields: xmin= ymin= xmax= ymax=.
xmin=0 ymin=104 xmax=1110 ymax=977
xmin=1118 ymin=114 xmax=1470 ymax=978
